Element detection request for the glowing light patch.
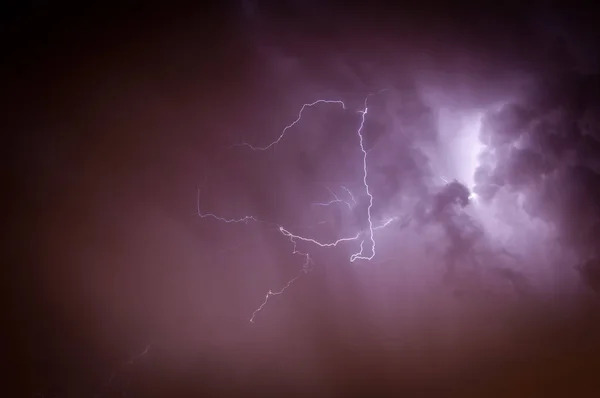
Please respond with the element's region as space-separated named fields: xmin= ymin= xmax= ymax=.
xmin=455 ymin=113 xmax=484 ymax=192
xmin=427 ymin=110 xmax=485 ymax=196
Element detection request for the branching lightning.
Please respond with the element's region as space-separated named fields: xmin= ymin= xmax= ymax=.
xmin=198 ymin=91 xmax=402 ymax=322
xmin=312 ymin=185 xmax=356 ymax=210
xmin=231 ymin=100 xmax=346 ymax=151
xmin=349 ymin=95 xmax=376 ymax=262
xmin=196 ymin=188 xmax=261 ymax=224
xmin=92 ymin=344 xmax=152 ymax=398
xmin=249 ymin=229 xmax=313 ymax=323
xmin=278 ymin=226 xmax=362 ymax=248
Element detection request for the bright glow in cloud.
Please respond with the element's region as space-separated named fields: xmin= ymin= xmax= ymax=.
xmin=457 ymin=113 xmax=484 ymax=192
xmin=421 ymin=109 xmax=485 ymax=197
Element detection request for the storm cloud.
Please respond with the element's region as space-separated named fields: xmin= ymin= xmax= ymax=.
xmin=7 ymin=1 xmax=600 ymax=396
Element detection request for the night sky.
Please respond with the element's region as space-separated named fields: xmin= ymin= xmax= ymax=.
xmin=5 ymin=1 xmax=600 ymax=397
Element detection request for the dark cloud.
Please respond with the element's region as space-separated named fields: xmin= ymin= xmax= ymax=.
xmin=471 ymin=55 xmax=600 ymax=292
xmin=7 ymin=1 xmax=600 ymax=396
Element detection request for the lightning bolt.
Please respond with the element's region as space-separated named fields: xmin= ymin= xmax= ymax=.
xmin=249 ymin=231 xmax=313 ymax=323
xmin=105 ymin=344 xmax=152 ymax=390
xmin=349 ymin=95 xmax=376 ymax=262
xmin=200 ymin=91 xmax=398 ymax=322
xmin=278 ymin=226 xmax=361 ymax=247
xmin=124 ymin=344 xmax=151 ymax=366
xmin=231 ymin=99 xmax=346 ymax=151
xmin=374 ymin=216 xmax=400 ymax=230
xmin=311 ymin=185 xmax=355 ymax=210
xmin=36 ymin=345 xmax=153 ymax=398
xmin=196 ymin=188 xmax=261 ymax=224
xmin=341 ymin=185 xmax=357 ymax=206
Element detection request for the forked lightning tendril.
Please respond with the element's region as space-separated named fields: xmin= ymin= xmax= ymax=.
xmin=231 ymin=100 xmax=346 ymax=151
xmin=198 ymin=91 xmax=400 ymax=322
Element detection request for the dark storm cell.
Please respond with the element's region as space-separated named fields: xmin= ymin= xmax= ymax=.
xmin=505 ymin=148 xmax=550 ymax=187
xmin=567 ymin=165 xmax=600 ymax=202
xmin=577 ymin=134 xmax=600 ymax=162
xmin=482 ymin=103 xmax=532 ymax=147
xmin=437 ymin=180 xmax=470 ymax=209
xmin=579 ymin=108 xmax=600 ymax=141
xmin=529 ymin=121 xmax=571 ymax=159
